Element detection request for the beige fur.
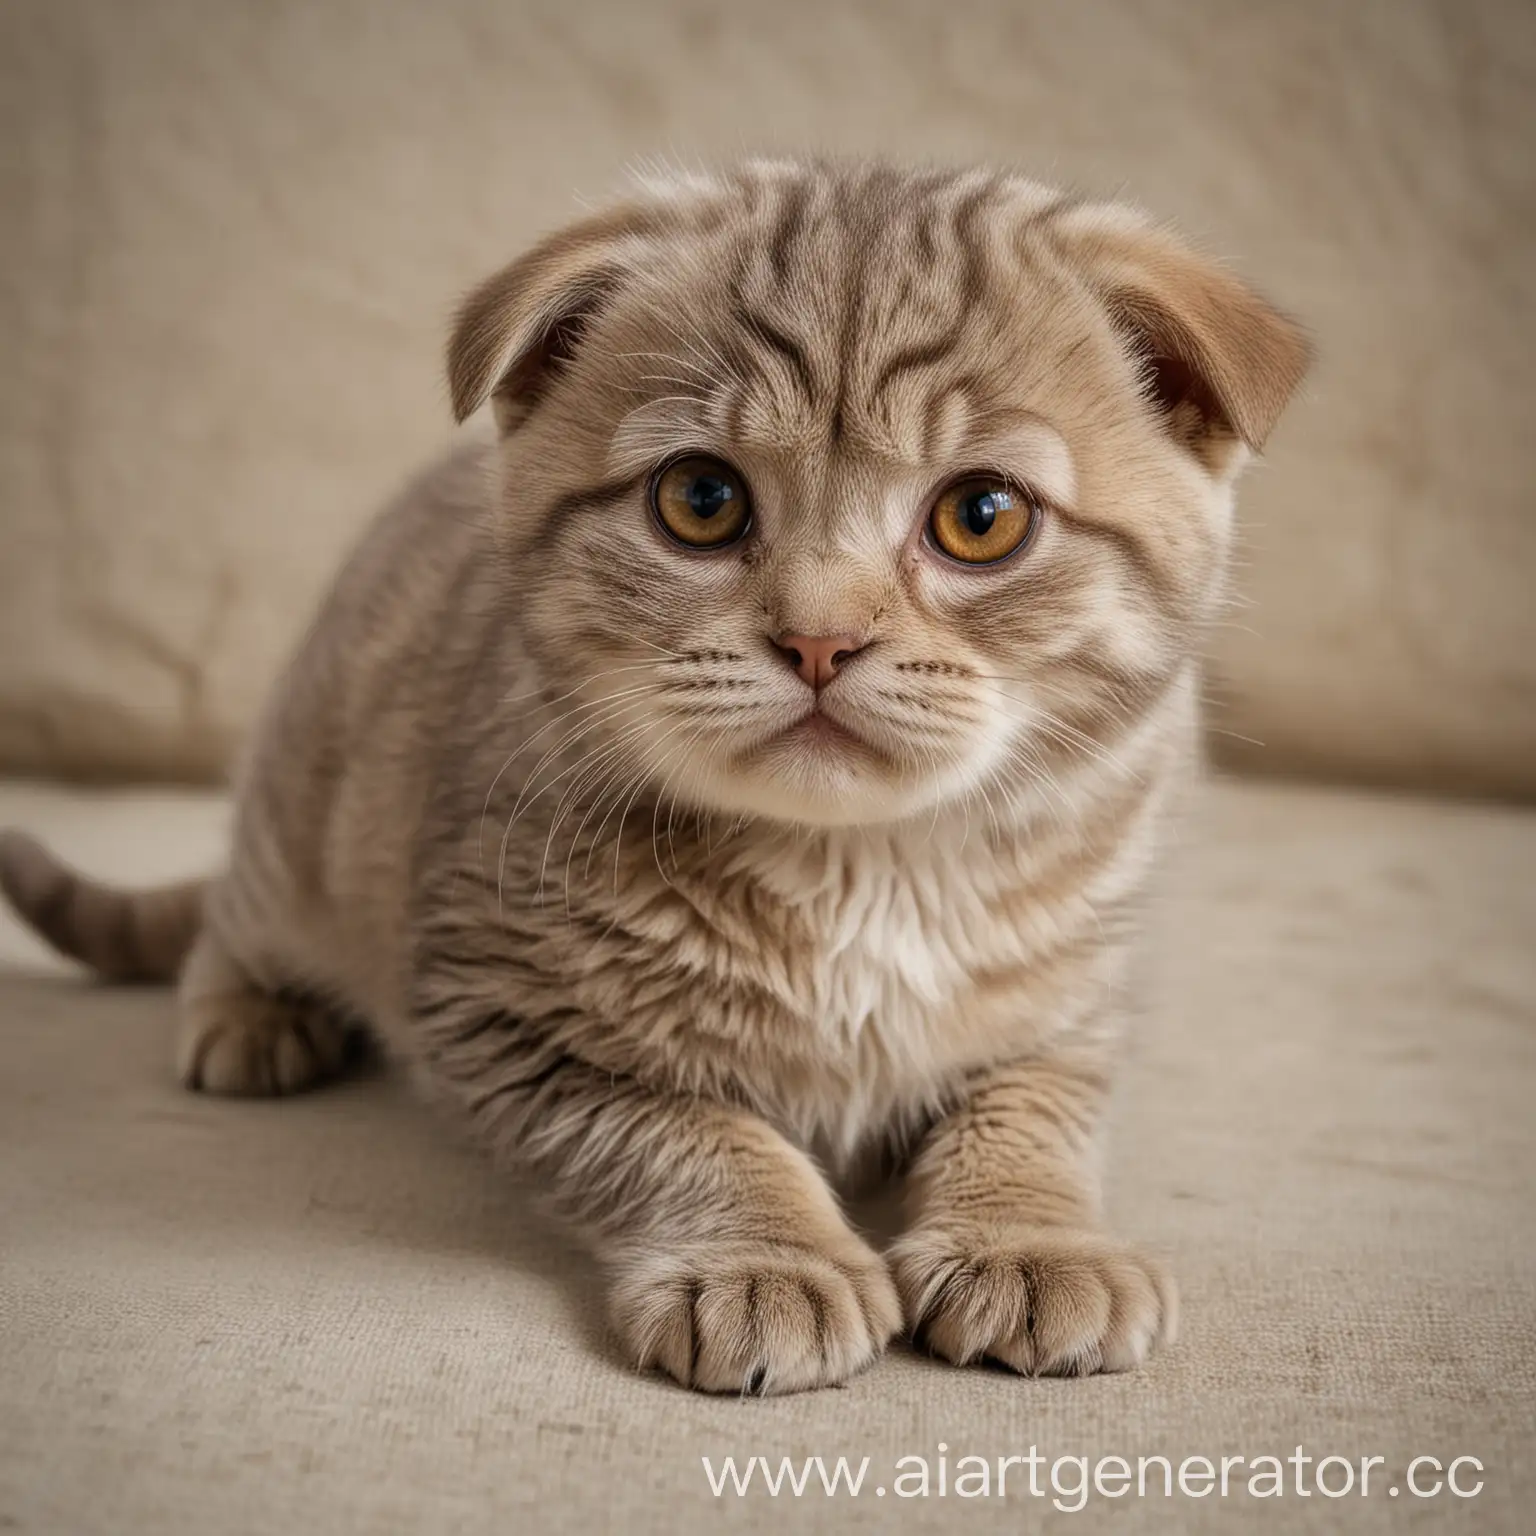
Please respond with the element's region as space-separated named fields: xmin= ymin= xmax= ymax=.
xmin=0 ymin=160 xmax=1306 ymax=1393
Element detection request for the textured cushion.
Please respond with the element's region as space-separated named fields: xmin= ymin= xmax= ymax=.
xmin=1 ymin=0 xmax=1534 ymax=795
xmin=1 ymin=775 xmax=1532 ymax=1533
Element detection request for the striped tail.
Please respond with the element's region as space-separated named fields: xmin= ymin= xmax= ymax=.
xmin=0 ymin=829 xmax=208 ymax=983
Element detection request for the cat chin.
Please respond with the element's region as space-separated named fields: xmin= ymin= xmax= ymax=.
xmin=699 ymin=784 xmax=944 ymax=831
xmin=681 ymin=754 xmax=966 ymax=831
xmin=648 ymin=718 xmax=1006 ymax=830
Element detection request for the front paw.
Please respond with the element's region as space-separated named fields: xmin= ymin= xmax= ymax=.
xmin=609 ymin=1238 xmax=901 ymax=1395
xmin=891 ymin=1225 xmax=1177 ymax=1377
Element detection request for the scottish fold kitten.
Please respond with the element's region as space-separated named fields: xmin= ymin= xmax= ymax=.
xmin=0 ymin=159 xmax=1307 ymax=1393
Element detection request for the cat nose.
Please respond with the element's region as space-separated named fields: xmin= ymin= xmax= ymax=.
xmin=771 ymin=633 xmax=865 ymax=690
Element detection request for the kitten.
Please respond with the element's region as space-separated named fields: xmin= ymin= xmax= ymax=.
xmin=0 ymin=159 xmax=1307 ymax=1393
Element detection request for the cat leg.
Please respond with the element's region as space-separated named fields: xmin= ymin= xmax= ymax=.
xmin=414 ymin=991 xmax=901 ymax=1394
xmin=889 ymin=1052 xmax=1176 ymax=1376
xmin=175 ymin=924 xmax=348 ymax=1096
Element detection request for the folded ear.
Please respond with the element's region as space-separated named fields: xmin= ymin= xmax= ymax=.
xmin=1050 ymin=204 xmax=1311 ymax=463
xmin=447 ymin=203 xmax=663 ymax=429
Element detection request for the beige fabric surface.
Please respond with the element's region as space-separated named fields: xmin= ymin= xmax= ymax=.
xmin=1 ymin=775 xmax=1532 ymax=1533
xmin=2 ymin=0 xmax=1534 ymax=797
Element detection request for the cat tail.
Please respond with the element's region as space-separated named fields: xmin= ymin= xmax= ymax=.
xmin=0 ymin=830 xmax=208 ymax=983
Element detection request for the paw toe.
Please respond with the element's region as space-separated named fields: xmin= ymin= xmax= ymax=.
xmin=180 ymin=995 xmax=345 ymax=1097
xmin=894 ymin=1226 xmax=1174 ymax=1378
xmin=613 ymin=1242 xmax=898 ymax=1395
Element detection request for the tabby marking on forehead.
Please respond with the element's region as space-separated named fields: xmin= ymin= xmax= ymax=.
xmin=605 ymin=167 xmax=1096 ymax=473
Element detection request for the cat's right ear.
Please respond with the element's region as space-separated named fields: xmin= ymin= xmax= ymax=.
xmin=447 ymin=205 xmax=662 ymax=431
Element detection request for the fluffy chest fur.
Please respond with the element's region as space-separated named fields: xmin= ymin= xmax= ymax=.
xmin=527 ymin=799 xmax=1145 ymax=1170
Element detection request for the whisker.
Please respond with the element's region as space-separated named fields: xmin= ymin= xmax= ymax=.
xmin=498 ymin=659 xmax=674 ymax=710
xmin=477 ymin=675 xmax=669 ymax=873
xmin=487 ymin=687 xmax=668 ymax=870
xmin=545 ymin=720 xmax=663 ymax=904
xmin=990 ymin=692 xmax=1144 ymax=782
xmin=497 ymin=697 xmax=666 ymax=913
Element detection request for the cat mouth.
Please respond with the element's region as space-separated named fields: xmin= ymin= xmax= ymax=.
xmin=731 ymin=704 xmax=887 ymax=779
xmin=786 ymin=709 xmax=860 ymax=746
xmin=777 ymin=708 xmax=866 ymax=752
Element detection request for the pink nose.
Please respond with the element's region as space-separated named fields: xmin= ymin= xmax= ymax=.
xmin=771 ymin=633 xmax=865 ymax=690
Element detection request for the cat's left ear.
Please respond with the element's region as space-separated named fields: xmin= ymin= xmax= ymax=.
xmin=1050 ymin=204 xmax=1312 ymax=467
xmin=447 ymin=203 xmax=662 ymax=430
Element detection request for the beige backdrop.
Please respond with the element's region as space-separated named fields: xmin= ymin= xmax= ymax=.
xmin=2 ymin=0 xmax=1533 ymax=795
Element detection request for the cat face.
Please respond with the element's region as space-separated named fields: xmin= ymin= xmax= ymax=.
xmin=453 ymin=163 xmax=1307 ymax=829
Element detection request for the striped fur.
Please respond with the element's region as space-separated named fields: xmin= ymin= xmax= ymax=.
xmin=0 ymin=160 xmax=1306 ymax=1393
xmin=0 ymin=830 xmax=203 ymax=982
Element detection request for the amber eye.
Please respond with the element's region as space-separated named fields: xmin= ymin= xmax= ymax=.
xmin=650 ymin=456 xmax=752 ymax=548
xmin=927 ymin=476 xmax=1039 ymax=565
